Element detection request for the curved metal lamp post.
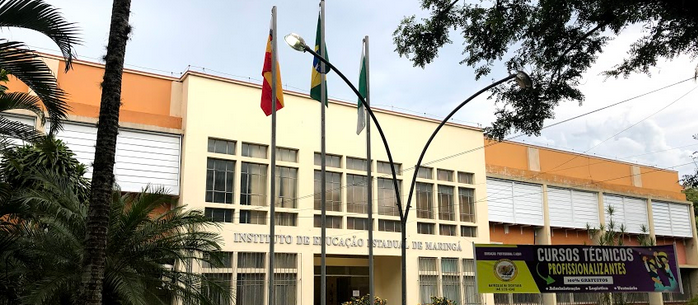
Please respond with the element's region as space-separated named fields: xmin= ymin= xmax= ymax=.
xmin=284 ymin=32 xmax=532 ymax=305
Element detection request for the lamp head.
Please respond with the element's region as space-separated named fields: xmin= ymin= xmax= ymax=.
xmin=284 ymin=33 xmax=307 ymax=52
xmin=515 ymin=71 xmax=533 ymax=89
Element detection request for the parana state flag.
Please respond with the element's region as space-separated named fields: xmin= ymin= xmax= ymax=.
xmin=356 ymin=46 xmax=367 ymax=135
xmin=310 ymin=13 xmax=329 ymax=106
xmin=261 ymin=17 xmax=284 ymax=116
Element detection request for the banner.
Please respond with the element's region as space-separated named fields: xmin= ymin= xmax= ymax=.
xmin=474 ymin=244 xmax=681 ymax=294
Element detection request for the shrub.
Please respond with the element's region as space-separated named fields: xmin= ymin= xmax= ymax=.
xmin=428 ymin=296 xmax=457 ymax=305
xmin=342 ymin=294 xmax=388 ymax=305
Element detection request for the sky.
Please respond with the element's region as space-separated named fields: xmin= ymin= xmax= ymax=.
xmin=9 ymin=0 xmax=698 ymax=180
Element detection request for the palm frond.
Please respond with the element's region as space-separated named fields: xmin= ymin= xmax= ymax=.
xmin=0 ymin=41 xmax=69 ymax=131
xmin=0 ymin=91 xmax=44 ymax=118
xmin=0 ymin=0 xmax=80 ymax=69
xmin=0 ymin=115 xmax=41 ymax=146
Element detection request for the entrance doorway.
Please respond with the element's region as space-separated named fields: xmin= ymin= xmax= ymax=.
xmin=314 ymin=256 xmax=369 ymax=305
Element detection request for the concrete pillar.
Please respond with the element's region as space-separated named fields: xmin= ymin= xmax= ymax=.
xmin=646 ymin=198 xmax=664 ymax=305
xmin=539 ymin=184 xmax=556 ymax=305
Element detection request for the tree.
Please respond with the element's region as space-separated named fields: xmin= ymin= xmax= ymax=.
xmin=683 ymin=187 xmax=698 ymax=228
xmin=0 ymin=136 xmax=230 ymax=305
xmin=0 ymin=0 xmax=79 ymax=142
xmin=681 ymin=135 xmax=698 ymax=188
xmin=393 ymin=0 xmax=698 ymax=139
xmin=82 ymin=0 xmax=132 ymax=304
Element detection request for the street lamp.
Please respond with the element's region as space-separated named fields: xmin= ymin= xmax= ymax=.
xmin=284 ymin=32 xmax=532 ymax=305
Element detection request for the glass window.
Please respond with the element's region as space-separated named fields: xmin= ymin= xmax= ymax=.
xmin=314 ymin=152 xmax=341 ymax=168
xmin=463 ymin=275 xmax=479 ymax=305
xmin=347 ymin=174 xmax=367 ymax=214
xmin=438 ymin=185 xmax=455 ymax=221
xmin=206 ymin=158 xmax=235 ymax=203
xmin=240 ymin=162 xmax=267 ymax=206
xmin=202 ymin=273 xmax=232 ymax=305
xmin=443 ymin=275 xmax=461 ymax=303
xmin=346 ymin=157 xmax=368 ymax=171
xmin=276 ymin=147 xmax=298 ymax=162
xmin=241 ymin=142 xmax=268 ymax=158
xmin=462 ymin=259 xmax=475 ymax=274
xmin=417 ymin=166 xmax=432 ymax=179
xmin=314 ymin=215 xmax=342 ymax=229
xmin=418 ymin=258 xmax=438 ymax=305
xmin=237 ymin=252 xmax=265 ymax=268
xmin=458 ymin=171 xmax=474 ymax=184
xmin=204 ymin=208 xmax=233 ymax=223
xmin=202 ymin=252 xmax=232 ymax=269
xmin=274 ymin=253 xmax=298 ymax=269
xmin=378 ymin=219 xmax=401 ymax=232
xmin=459 ymin=187 xmax=475 ymax=222
xmin=347 ymin=217 xmax=370 ymax=230
xmin=378 ymin=178 xmax=401 ymax=216
xmin=440 ymin=224 xmax=457 ymax=236
xmin=437 ymin=169 xmax=453 ymax=181
xmin=273 ymin=253 xmax=298 ymax=305
xmin=236 ymin=273 xmax=264 ymax=305
xmin=416 ymin=182 xmax=433 ymax=219
xmin=275 ymin=166 xmax=297 ymax=208
xmin=240 ymin=210 xmax=266 ymax=225
xmin=274 ymin=212 xmax=297 ymax=226
xmin=417 ymin=222 xmax=434 ymax=235
xmin=314 ymin=171 xmax=342 ymax=211
xmin=208 ymin=138 xmax=235 ymax=155
xmin=377 ymin=161 xmax=401 ymax=175
xmin=442 ymin=258 xmax=459 ymax=273
xmin=461 ymin=226 xmax=477 ymax=237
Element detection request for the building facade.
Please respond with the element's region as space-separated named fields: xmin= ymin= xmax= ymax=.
xmin=4 ymin=54 xmax=697 ymax=305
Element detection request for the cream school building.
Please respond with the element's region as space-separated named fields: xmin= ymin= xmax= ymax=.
xmin=5 ymin=54 xmax=697 ymax=305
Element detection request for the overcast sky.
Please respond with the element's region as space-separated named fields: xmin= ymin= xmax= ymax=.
xmin=10 ymin=0 xmax=697 ymax=180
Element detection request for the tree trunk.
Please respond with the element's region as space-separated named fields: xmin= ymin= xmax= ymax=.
xmin=81 ymin=0 xmax=132 ymax=304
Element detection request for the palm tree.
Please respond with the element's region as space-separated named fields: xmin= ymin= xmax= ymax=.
xmin=82 ymin=0 xmax=131 ymax=303
xmin=1 ymin=171 xmax=230 ymax=305
xmin=0 ymin=0 xmax=79 ymax=144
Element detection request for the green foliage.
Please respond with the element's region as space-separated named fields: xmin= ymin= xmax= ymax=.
xmin=393 ymin=0 xmax=698 ymax=139
xmin=0 ymin=139 xmax=228 ymax=305
xmin=683 ymin=187 xmax=698 ymax=228
xmin=341 ymin=294 xmax=388 ymax=305
xmin=427 ymin=296 xmax=456 ymax=305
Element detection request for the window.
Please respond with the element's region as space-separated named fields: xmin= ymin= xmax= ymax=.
xmin=417 ymin=222 xmax=435 ymax=235
xmin=442 ymin=258 xmax=460 ymax=303
xmin=203 ymin=273 xmax=232 ymax=305
xmin=378 ymin=178 xmax=401 ymax=216
xmin=314 ymin=152 xmax=341 ymax=168
xmin=461 ymin=226 xmax=477 ymax=237
xmin=419 ymin=258 xmax=438 ymax=304
xmin=378 ymin=219 xmax=401 ymax=232
xmin=314 ymin=171 xmax=342 ymax=211
xmin=274 ymin=212 xmax=297 ymax=226
xmin=241 ymin=143 xmax=268 ymax=158
xmin=347 ymin=217 xmax=370 ymax=230
xmin=458 ymin=171 xmax=474 ymax=184
xmin=459 ymin=187 xmax=475 ymax=222
xmin=236 ymin=253 xmax=265 ymax=305
xmin=274 ymin=253 xmax=298 ymax=305
xmin=463 ymin=260 xmax=479 ymax=305
xmin=416 ymin=182 xmax=434 ymax=219
xmin=417 ymin=166 xmax=432 ymax=179
xmin=208 ymin=138 xmax=235 ymax=155
xmin=440 ymin=224 xmax=457 ymax=236
xmin=275 ymin=166 xmax=297 ymax=208
xmin=377 ymin=161 xmax=401 ymax=175
xmin=346 ymin=157 xmax=368 ymax=171
xmin=206 ymin=159 xmax=235 ymax=203
xmin=347 ymin=174 xmax=368 ymax=213
xmin=240 ymin=163 xmax=267 ymax=206
xmin=202 ymin=252 xmax=233 ymax=269
xmin=314 ymin=215 xmax=342 ymax=229
xmin=438 ymin=185 xmax=455 ymax=220
xmin=437 ymin=169 xmax=453 ymax=181
xmin=276 ymin=147 xmax=298 ymax=162
xmin=204 ymin=208 xmax=233 ymax=223
xmin=240 ymin=210 xmax=266 ymax=225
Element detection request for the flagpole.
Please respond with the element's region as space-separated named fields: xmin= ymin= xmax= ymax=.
xmin=268 ymin=6 xmax=278 ymax=305
xmin=364 ymin=35 xmax=374 ymax=305
xmin=319 ymin=2 xmax=328 ymax=305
